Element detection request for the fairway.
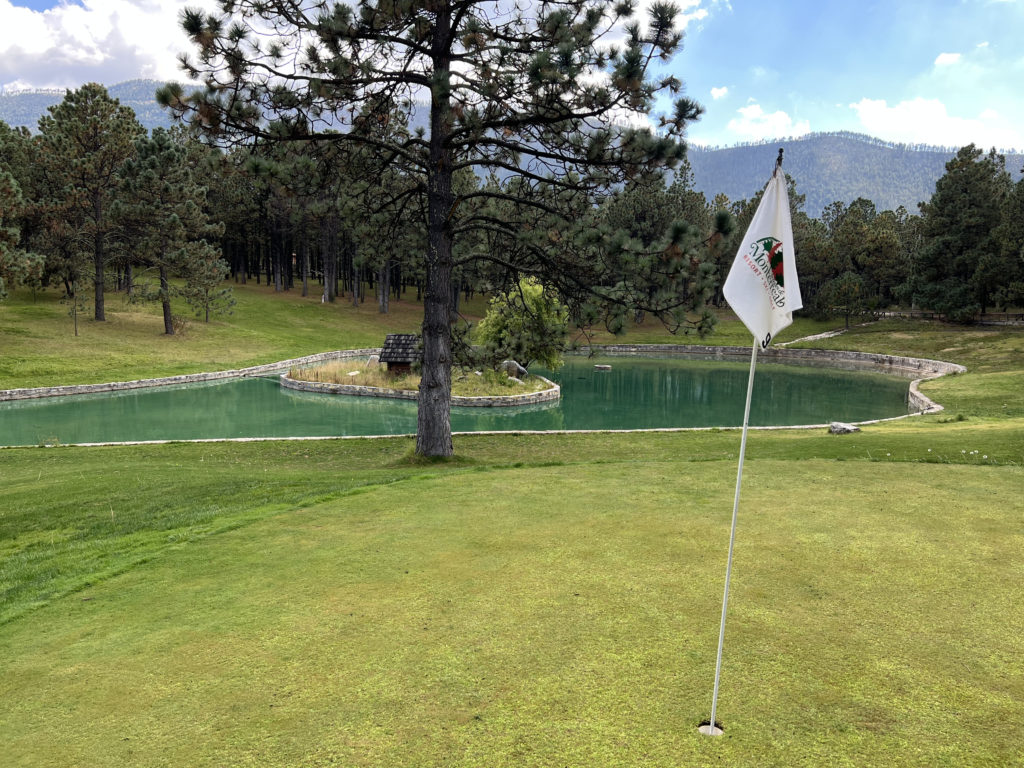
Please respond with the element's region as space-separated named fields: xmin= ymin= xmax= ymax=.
xmin=1 ymin=452 xmax=1021 ymax=767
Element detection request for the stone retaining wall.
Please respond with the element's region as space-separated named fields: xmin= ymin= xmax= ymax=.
xmin=281 ymin=373 xmax=560 ymax=407
xmin=2 ymin=343 xmax=962 ymax=417
xmin=581 ymin=344 xmax=966 ymax=415
xmin=0 ymin=349 xmax=379 ymax=402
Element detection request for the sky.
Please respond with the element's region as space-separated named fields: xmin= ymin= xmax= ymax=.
xmin=1 ymin=0 xmax=1021 ymax=150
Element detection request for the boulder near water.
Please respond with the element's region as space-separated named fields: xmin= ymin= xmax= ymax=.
xmin=829 ymin=421 xmax=861 ymax=434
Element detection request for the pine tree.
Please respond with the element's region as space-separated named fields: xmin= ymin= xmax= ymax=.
xmin=117 ymin=127 xmax=227 ymax=334
xmin=162 ymin=0 xmax=706 ymax=456
xmin=36 ymin=84 xmax=144 ymax=321
xmin=180 ymin=240 xmax=235 ymax=322
xmin=913 ymin=145 xmax=1011 ymax=321
xmin=993 ymin=173 xmax=1024 ymax=309
xmin=0 ymin=170 xmax=43 ymax=300
xmin=817 ymin=270 xmax=866 ymax=328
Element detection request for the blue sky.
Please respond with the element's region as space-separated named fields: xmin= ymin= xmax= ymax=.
xmin=1 ymin=0 xmax=1021 ymax=149
xmin=662 ymin=0 xmax=1023 ymax=149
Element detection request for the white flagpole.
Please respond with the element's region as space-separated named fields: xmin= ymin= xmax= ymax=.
xmin=700 ymin=338 xmax=759 ymax=737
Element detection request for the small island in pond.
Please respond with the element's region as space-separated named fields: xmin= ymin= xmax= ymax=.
xmin=281 ymin=357 xmax=560 ymax=408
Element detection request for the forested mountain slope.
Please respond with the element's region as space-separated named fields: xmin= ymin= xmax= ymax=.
xmin=3 ymin=81 xmax=1022 ymax=218
xmin=0 ymin=80 xmax=180 ymax=133
xmin=688 ymin=132 xmax=1024 ymax=217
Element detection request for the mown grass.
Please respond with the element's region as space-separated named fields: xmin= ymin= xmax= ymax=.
xmin=1 ymin=442 xmax=1021 ymax=766
xmin=0 ymin=283 xmax=440 ymax=389
xmin=2 ymin=286 xmax=1023 ymax=766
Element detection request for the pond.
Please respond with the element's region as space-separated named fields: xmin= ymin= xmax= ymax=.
xmin=0 ymin=354 xmax=911 ymax=447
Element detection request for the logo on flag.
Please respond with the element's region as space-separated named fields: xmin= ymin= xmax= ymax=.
xmin=723 ymin=172 xmax=802 ymax=348
xmin=747 ymin=236 xmax=786 ymax=303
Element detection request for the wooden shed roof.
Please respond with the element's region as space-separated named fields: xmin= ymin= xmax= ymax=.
xmin=379 ymin=334 xmax=421 ymax=364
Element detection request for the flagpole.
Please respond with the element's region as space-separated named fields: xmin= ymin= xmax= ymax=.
xmin=700 ymin=338 xmax=759 ymax=737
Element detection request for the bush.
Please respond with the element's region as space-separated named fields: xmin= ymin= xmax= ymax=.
xmin=475 ymin=277 xmax=568 ymax=370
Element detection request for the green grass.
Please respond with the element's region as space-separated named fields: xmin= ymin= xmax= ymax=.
xmin=2 ymin=286 xmax=1024 ymax=765
xmin=0 ymin=438 xmax=1021 ymax=766
xmin=0 ymin=283 xmax=445 ymax=389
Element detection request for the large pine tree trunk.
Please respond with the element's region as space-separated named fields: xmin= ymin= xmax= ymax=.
xmin=417 ymin=255 xmax=453 ymax=457
xmin=416 ymin=15 xmax=455 ymax=457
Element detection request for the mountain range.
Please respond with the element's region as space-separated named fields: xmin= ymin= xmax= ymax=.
xmin=0 ymin=80 xmax=177 ymax=137
xmin=2 ymin=80 xmax=1021 ymax=218
xmin=687 ymin=133 xmax=1023 ymax=217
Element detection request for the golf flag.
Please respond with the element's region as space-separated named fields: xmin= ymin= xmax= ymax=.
xmin=701 ymin=154 xmax=804 ymax=738
xmin=723 ymin=169 xmax=803 ymax=348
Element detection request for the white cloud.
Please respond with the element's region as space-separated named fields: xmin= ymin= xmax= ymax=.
xmin=934 ymin=52 xmax=962 ymax=67
xmin=0 ymin=0 xmax=218 ymax=91
xmin=600 ymin=0 xmax=711 ymax=49
xmin=750 ymin=66 xmax=778 ymax=82
xmin=726 ymin=103 xmax=810 ymax=140
xmin=1 ymin=0 xmax=724 ymax=92
xmin=710 ymin=86 xmax=728 ymax=100
xmin=849 ymin=97 xmax=1024 ymax=150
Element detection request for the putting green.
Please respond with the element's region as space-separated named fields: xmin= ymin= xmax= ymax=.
xmin=2 ymin=460 xmax=1021 ymax=767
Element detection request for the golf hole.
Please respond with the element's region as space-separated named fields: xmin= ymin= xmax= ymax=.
xmin=697 ymin=719 xmax=724 ymax=736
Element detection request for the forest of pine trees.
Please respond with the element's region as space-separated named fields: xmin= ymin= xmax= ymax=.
xmin=2 ymin=85 xmax=1022 ymax=339
xmin=3 ymin=84 xmax=1023 ymax=328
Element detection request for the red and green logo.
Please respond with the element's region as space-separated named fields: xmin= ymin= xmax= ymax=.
xmin=754 ymin=236 xmax=785 ymax=288
xmin=745 ymin=235 xmax=787 ymax=309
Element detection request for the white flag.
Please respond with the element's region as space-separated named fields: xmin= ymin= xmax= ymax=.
xmin=723 ymin=172 xmax=803 ymax=348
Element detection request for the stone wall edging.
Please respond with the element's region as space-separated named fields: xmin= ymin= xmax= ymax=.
xmin=2 ymin=343 xmax=963 ymax=417
xmin=0 ymin=348 xmax=380 ymax=402
xmin=281 ymin=373 xmax=560 ymax=407
xmin=581 ymin=344 xmax=966 ymax=415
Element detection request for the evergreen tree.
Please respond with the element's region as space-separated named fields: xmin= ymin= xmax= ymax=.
xmin=163 ymin=0 xmax=706 ymax=456
xmin=913 ymin=145 xmax=1011 ymax=321
xmin=36 ymin=84 xmax=144 ymax=321
xmin=817 ymin=270 xmax=866 ymax=328
xmin=599 ymin=171 xmax=721 ymax=327
xmin=1 ymin=122 xmax=51 ymax=286
xmin=860 ymin=207 xmax=911 ymax=307
xmin=992 ymin=172 xmax=1024 ymax=309
xmin=0 ymin=170 xmax=43 ymax=299
xmin=792 ymin=213 xmax=832 ymax=311
xmin=180 ymin=240 xmax=235 ymax=322
xmin=117 ymin=127 xmax=227 ymax=334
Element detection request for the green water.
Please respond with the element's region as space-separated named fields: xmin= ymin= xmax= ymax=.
xmin=0 ymin=355 xmax=910 ymax=446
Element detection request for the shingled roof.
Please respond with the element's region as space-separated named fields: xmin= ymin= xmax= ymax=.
xmin=379 ymin=333 xmax=421 ymax=364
